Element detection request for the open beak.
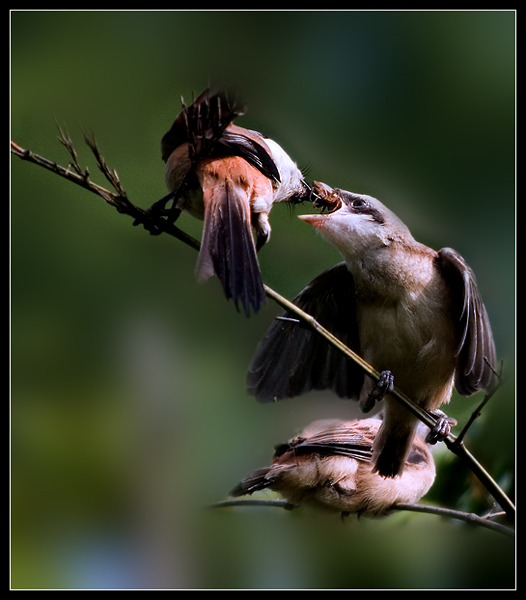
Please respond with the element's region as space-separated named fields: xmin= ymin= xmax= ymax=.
xmin=298 ymin=212 xmax=330 ymax=230
xmin=301 ymin=180 xmax=343 ymax=229
xmin=308 ymin=181 xmax=343 ymax=213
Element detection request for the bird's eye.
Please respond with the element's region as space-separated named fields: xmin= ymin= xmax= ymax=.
xmin=352 ymin=198 xmax=367 ymax=208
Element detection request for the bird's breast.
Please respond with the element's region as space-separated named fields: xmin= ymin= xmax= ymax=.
xmin=355 ymin=276 xmax=457 ymax=403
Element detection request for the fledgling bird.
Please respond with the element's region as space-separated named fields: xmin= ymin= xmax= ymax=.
xmin=247 ymin=181 xmax=496 ymax=477
xmin=157 ymin=88 xmax=309 ymax=316
xmin=230 ymin=417 xmax=437 ymax=518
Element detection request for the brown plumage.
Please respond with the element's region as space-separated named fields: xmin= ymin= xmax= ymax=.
xmin=230 ymin=418 xmax=436 ymax=518
xmin=247 ymin=182 xmax=496 ymax=477
xmin=160 ymin=88 xmax=309 ymax=316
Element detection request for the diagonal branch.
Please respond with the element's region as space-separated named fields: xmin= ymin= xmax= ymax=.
xmin=10 ymin=135 xmax=515 ymax=522
xmin=453 ymin=360 xmax=504 ymax=446
xmin=10 ymin=139 xmax=201 ymax=252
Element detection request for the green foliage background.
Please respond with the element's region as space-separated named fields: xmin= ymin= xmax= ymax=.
xmin=11 ymin=10 xmax=515 ymax=590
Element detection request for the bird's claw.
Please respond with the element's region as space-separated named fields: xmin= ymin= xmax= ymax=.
xmin=360 ymin=370 xmax=394 ymax=413
xmin=425 ymin=410 xmax=457 ymax=444
xmin=132 ymin=192 xmax=182 ymax=235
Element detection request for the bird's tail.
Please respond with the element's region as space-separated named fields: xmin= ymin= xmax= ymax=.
xmin=229 ymin=468 xmax=272 ymax=497
xmin=372 ymin=412 xmax=419 ymax=478
xmin=196 ymin=180 xmax=266 ymax=316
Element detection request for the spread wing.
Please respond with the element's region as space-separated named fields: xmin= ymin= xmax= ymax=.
xmin=247 ymin=264 xmax=363 ymax=403
xmin=436 ymin=247 xmax=497 ymax=395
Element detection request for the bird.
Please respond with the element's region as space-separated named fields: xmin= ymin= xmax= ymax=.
xmin=229 ymin=416 xmax=437 ymax=518
xmin=246 ymin=181 xmax=496 ymax=477
xmin=154 ymin=88 xmax=310 ymax=316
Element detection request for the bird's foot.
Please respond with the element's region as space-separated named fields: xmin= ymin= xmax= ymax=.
xmin=360 ymin=370 xmax=394 ymax=413
xmin=133 ymin=191 xmax=181 ymax=235
xmin=425 ymin=410 xmax=457 ymax=444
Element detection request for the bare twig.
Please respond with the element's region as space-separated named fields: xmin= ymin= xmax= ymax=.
xmin=55 ymin=119 xmax=84 ymax=178
xmin=81 ymin=127 xmax=127 ymax=197
xmin=10 ymin=139 xmax=200 ymax=251
xmin=209 ymin=498 xmax=515 ymax=538
xmin=454 ymin=361 xmax=504 ymax=446
xmin=392 ymin=503 xmax=514 ymax=538
xmin=11 ymin=135 xmax=515 ymax=522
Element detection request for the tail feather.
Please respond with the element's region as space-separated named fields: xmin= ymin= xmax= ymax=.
xmin=196 ymin=181 xmax=266 ymax=316
xmin=229 ymin=468 xmax=272 ymax=497
xmin=372 ymin=416 xmax=418 ymax=478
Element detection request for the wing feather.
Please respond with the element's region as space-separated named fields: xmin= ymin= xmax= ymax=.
xmin=246 ymin=263 xmax=363 ymax=402
xmin=436 ymin=247 xmax=497 ymax=395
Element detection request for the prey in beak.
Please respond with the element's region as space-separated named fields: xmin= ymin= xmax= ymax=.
xmin=308 ymin=180 xmax=344 ymax=214
xmin=301 ymin=180 xmax=345 ymax=230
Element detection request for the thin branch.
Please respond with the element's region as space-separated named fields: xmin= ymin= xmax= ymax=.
xmin=209 ymin=498 xmax=515 ymax=538
xmin=392 ymin=503 xmax=514 ymax=538
xmin=10 ymin=140 xmax=200 ymax=251
xmin=454 ymin=361 xmax=504 ymax=446
xmin=55 ymin=119 xmax=84 ymax=178
xmin=11 ymin=136 xmax=515 ymax=522
xmin=81 ymin=127 xmax=127 ymax=197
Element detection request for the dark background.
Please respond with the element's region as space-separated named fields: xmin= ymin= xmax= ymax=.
xmin=11 ymin=10 xmax=515 ymax=589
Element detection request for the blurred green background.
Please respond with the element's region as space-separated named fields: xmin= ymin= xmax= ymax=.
xmin=11 ymin=10 xmax=515 ymax=590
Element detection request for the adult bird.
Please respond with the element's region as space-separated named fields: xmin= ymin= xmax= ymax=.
xmin=247 ymin=181 xmax=496 ymax=477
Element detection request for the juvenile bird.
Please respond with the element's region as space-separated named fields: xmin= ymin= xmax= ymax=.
xmin=247 ymin=181 xmax=496 ymax=477
xmin=156 ymin=88 xmax=309 ymax=316
xmin=230 ymin=417 xmax=437 ymax=518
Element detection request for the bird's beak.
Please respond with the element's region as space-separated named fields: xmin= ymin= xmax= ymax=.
xmin=300 ymin=180 xmax=343 ymax=229
xmin=309 ymin=180 xmax=343 ymax=212
xmin=298 ymin=212 xmax=330 ymax=230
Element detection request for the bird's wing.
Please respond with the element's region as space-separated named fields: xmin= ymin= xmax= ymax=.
xmin=247 ymin=263 xmax=364 ymax=402
xmin=286 ymin=419 xmax=377 ymax=462
xmin=161 ymin=88 xmax=280 ymax=183
xmin=161 ymin=87 xmax=244 ymax=162
xmin=436 ymin=247 xmax=497 ymax=395
xmin=217 ymin=129 xmax=281 ymax=184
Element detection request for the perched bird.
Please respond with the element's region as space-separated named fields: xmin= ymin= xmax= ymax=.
xmin=230 ymin=417 xmax=437 ymax=518
xmin=156 ymin=88 xmax=309 ymax=316
xmin=247 ymin=181 xmax=496 ymax=477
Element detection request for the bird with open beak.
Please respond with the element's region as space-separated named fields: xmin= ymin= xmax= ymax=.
xmin=230 ymin=416 xmax=437 ymax=518
xmin=155 ymin=88 xmax=310 ymax=316
xmin=247 ymin=181 xmax=496 ymax=477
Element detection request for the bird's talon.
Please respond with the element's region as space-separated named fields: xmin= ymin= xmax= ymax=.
xmin=360 ymin=370 xmax=394 ymax=413
xmin=425 ymin=410 xmax=456 ymax=444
